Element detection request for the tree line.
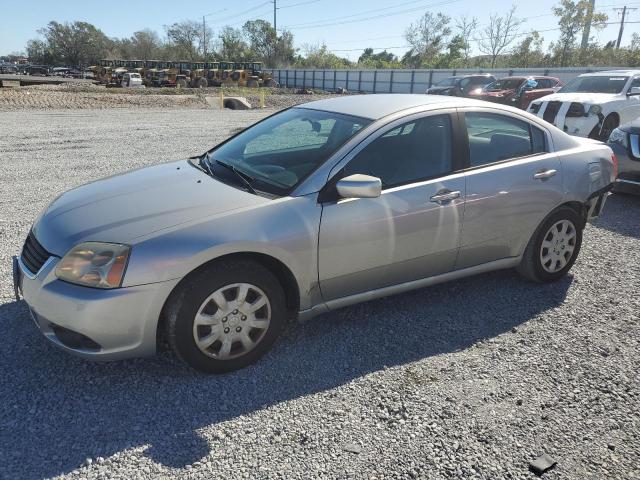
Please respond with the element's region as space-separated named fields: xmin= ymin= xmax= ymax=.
xmin=13 ymin=0 xmax=640 ymax=69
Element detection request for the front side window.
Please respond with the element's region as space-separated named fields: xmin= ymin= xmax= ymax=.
xmin=343 ymin=114 xmax=453 ymax=189
xmin=465 ymin=112 xmax=546 ymax=167
xmin=485 ymin=78 xmax=525 ymax=91
xmin=209 ymin=108 xmax=371 ymax=195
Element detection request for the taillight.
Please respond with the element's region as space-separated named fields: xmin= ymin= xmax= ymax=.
xmin=611 ymin=153 xmax=618 ymax=179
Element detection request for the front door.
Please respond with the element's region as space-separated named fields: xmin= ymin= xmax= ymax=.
xmin=318 ymin=112 xmax=466 ymax=301
xmin=457 ymin=109 xmax=564 ymax=269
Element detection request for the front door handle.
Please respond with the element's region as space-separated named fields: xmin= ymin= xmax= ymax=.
xmin=430 ymin=190 xmax=461 ymax=204
xmin=534 ymin=169 xmax=557 ymax=180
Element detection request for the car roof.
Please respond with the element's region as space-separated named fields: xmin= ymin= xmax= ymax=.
xmin=580 ymin=70 xmax=640 ymax=77
xmin=298 ymin=94 xmax=490 ymax=120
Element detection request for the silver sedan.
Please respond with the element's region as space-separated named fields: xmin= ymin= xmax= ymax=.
xmin=13 ymin=94 xmax=616 ymax=373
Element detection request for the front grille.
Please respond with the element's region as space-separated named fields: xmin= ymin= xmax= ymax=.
xmin=566 ymin=102 xmax=586 ymax=117
xmin=543 ymin=101 xmax=562 ymax=123
xmin=21 ymin=231 xmax=52 ymax=275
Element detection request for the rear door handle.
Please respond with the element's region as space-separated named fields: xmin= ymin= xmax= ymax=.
xmin=430 ymin=190 xmax=461 ymax=203
xmin=534 ymin=169 xmax=557 ymax=180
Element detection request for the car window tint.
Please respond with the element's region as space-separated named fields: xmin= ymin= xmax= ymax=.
xmin=631 ymin=77 xmax=640 ymax=88
xmin=344 ymin=114 xmax=452 ymax=188
xmin=465 ymin=112 xmax=536 ymax=166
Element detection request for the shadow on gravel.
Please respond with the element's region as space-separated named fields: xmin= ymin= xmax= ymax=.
xmin=0 ymin=270 xmax=573 ymax=479
xmin=594 ymin=192 xmax=640 ymax=238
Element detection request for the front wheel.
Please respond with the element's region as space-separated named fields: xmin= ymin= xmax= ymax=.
xmin=165 ymin=260 xmax=287 ymax=373
xmin=517 ymin=207 xmax=584 ymax=283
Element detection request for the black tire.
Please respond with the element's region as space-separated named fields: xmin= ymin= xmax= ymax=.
xmin=247 ymin=78 xmax=259 ymax=88
xmin=196 ymin=77 xmax=208 ymax=88
xmin=516 ymin=207 xmax=584 ymax=283
xmin=598 ymin=114 xmax=619 ymax=141
xmin=264 ymin=79 xmax=277 ymax=88
xmin=165 ymin=259 xmax=287 ymax=373
xmin=176 ymin=78 xmax=187 ymax=89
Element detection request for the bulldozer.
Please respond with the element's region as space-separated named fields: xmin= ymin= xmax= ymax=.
xmin=152 ymin=61 xmax=190 ymax=88
xmin=190 ymin=62 xmax=219 ymax=88
xmin=105 ymin=60 xmax=129 ymax=88
xmin=228 ymin=62 xmax=278 ymax=88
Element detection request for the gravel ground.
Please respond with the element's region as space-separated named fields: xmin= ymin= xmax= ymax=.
xmin=0 ymin=84 xmax=335 ymax=111
xmin=0 ymin=109 xmax=639 ymax=480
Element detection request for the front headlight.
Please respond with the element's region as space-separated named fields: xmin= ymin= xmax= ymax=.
xmin=608 ymin=127 xmax=628 ymax=147
xmin=55 ymin=242 xmax=130 ymax=289
xmin=588 ymin=105 xmax=602 ymax=116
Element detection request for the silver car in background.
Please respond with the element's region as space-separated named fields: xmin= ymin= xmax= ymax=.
xmin=13 ymin=94 xmax=616 ymax=373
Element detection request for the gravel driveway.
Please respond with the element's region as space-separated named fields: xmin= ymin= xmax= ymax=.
xmin=0 ymin=109 xmax=638 ymax=480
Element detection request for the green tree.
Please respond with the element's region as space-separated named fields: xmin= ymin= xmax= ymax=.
xmin=551 ymin=0 xmax=607 ymax=66
xmin=297 ymin=43 xmax=351 ymax=68
xmin=164 ymin=21 xmax=201 ymax=61
xmin=404 ymin=12 xmax=452 ymax=68
xmin=35 ymin=21 xmax=112 ymax=65
xmin=510 ymin=31 xmax=545 ymax=67
xmin=357 ymin=48 xmax=400 ymax=68
xmin=218 ymin=27 xmax=250 ymax=60
xmin=455 ymin=15 xmax=478 ymax=67
xmin=242 ymin=20 xmax=295 ymax=67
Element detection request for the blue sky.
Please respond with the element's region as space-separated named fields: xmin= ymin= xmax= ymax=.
xmin=1 ymin=0 xmax=638 ymax=60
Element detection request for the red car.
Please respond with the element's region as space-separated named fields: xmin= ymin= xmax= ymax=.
xmin=470 ymin=76 xmax=563 ymax=109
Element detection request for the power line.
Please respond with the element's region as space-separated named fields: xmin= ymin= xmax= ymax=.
xmin=281 ymin=0 xmax=461 ymax=30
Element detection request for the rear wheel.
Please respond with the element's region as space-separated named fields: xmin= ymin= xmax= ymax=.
xmin=247 ymin=78 xmax=259 ymax=88
xmin=165 ymin=260 xmax=287 ymax=373
xmin=176 ymin=78 xmax=187 ymax=89
xmin=264 ymin=79 xmax=277 ymax=88
xmin=517 ymin=207 xmax=584 ymax=283
xmin=196 ymin=77 xmax=208 ymax=88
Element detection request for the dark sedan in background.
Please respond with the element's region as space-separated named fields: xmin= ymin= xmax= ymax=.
xmin=608 ymin=120 xmax=640 ymax=193
xmin=426 ymin=74 xmax=496 ymax=97
xmin=471 ymin=76 xmax=563 ymax=109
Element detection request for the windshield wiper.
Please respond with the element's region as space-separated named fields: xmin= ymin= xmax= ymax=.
xmin=214 ymin=159 xmax=257 ymax=195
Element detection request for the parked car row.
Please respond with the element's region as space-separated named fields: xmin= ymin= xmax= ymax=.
xmin=426 ymin=74 xmax=564 ymax=109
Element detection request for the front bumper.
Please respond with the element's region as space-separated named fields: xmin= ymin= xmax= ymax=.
xmin=610 ymin=142 xmax=640 ymax=191
xmin=562 ymin=115 xmax=601 ymax=137
xmin=13 ymin=254 xmax=180 ymax=361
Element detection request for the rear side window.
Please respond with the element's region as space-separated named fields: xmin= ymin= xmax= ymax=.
xmin=344 ymin=114 xmax=452 ymax=188
xmin=464 ymin=112 xmax=546 ymax=167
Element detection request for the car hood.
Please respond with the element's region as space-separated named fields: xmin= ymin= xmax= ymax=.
xmin=535 ymin=92 xmax=620 ymax=104
xmin=33 ymin=159 xmax=269 ymax=255
xmin=481 ymin=88 xmax=516 ymax=97
xmin=427 ymin=86 xmax=453 ymax=93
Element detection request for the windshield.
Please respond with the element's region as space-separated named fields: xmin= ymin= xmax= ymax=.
xmin=559 ymin=75 xmax=629 ymax=94
xmin=207 ymin=108 xmax=371 ymax=196
xmin=435 ymin=77 xmax=458 ymax=87
xmin=485 ymin=79 xmax=524 ymax=91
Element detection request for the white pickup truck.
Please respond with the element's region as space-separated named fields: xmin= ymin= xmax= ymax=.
xmin=528 ymin=70 xmax=640 ymax=140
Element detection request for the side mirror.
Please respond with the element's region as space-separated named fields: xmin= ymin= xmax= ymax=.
xmin=627 ymin=86 xmax=640 ymax=96
xmin=335 ymin=174 xmax=382 ymax=199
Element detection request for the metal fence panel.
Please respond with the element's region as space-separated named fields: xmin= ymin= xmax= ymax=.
xmin=270 ymin=66 xmax=626 ymax=93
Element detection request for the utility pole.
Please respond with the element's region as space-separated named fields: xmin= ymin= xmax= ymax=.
xmin=614 ymin=6 xmax=637 ymax=48
xmin=273 ymin=0 xmax=277 ymax=31
xmin=581 ymin=0 xmax=596 ymax=50
xmin=203 ymin=16 xmax=207 ymax=60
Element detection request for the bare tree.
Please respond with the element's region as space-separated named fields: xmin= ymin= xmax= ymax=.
xmin=476 ymin=6 xmax=523 ymax=67
xmin=455 ymin=15 xmax=478 ymax=66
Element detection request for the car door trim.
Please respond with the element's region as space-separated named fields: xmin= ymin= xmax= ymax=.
xmin=298 ymin=256 xmax=520 ymax=322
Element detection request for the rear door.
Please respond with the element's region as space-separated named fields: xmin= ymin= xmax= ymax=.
xmin=457 ymin=108 xmax=564 ymax=269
